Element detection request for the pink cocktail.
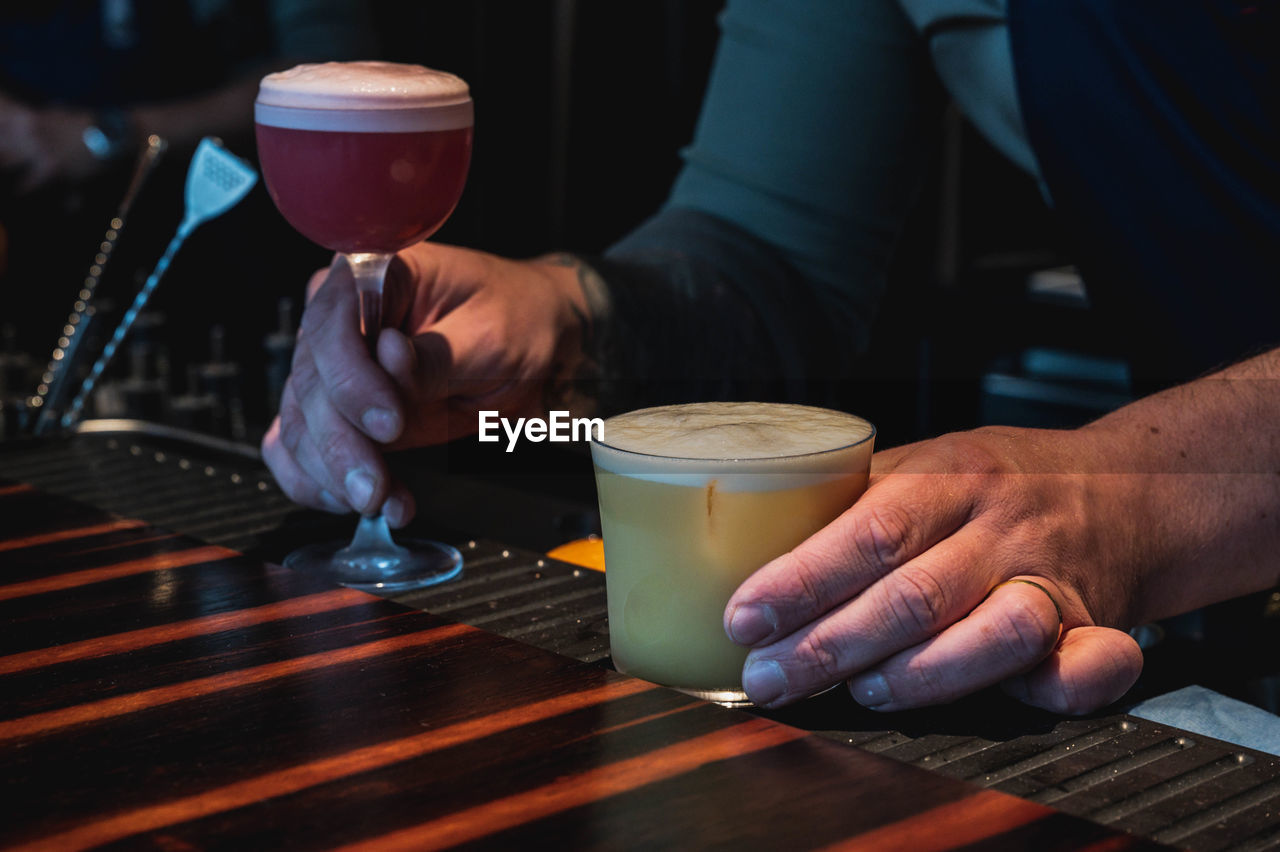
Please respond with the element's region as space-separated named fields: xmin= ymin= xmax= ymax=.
xmin=255 ymin=125 xmax=472 ymax=253
xmin=255 ymin=61 xmax=473 ymax=592
xmin=255 ymin=62 xmax=473 ymax=253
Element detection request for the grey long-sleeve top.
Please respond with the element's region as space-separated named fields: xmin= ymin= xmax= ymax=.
xmin=592 ymin=0 xmax=1034 ymax=411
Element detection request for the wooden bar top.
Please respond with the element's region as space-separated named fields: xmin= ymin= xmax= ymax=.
xmin=0 ymin=480 xmax=1167 ymax=850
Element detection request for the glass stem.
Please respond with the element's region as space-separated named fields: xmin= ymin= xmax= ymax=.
xmin=343 ymin=252 xmax=393 ymax=356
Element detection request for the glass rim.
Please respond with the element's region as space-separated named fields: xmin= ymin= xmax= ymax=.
xmin=591 ymin=419 xmax=876 ymax=464
xmin=253 ymin=96 xmax=473 ymax=110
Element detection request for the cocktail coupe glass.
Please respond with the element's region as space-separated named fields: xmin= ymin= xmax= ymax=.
xmin=255 ymin=62 xmax=473 ymax=591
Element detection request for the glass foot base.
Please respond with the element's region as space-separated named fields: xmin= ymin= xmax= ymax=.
xmin=672 ymin=686 xmax=753 ymax=708
xmin=283 ymin=537 xmax=463 ymax=593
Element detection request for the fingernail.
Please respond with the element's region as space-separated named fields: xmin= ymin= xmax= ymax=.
xmin=382 ymin=496 xmax=405 ymax=527
xmin=742 ymin=659 xmax=787 ymax=706
xmin=318 ymin=490 xmax=348 ymax=513
xmin=727 ymin=603 xmax=777 ymax=645
xmin=345 ymin=469 xmax=376 ymax=513
xmin=849 ymin=672 xmax=892 ymax=709
xmin=362 ymin=408 xmax=400 ymax=442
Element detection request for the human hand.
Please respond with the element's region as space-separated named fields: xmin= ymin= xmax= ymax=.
xmin=0 ymin=95 xmax=100 ymax=194
xmin=261 ymin=243 xmax=590 ymax=524
xmin=724 ymin=426 xmax=1145 ymax=715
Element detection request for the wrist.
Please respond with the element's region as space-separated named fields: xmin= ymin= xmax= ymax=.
xmin=1071 ymin=414 xmax=1279 ymax=622
xmin=530 ymin=253 xmax=607 ymax=415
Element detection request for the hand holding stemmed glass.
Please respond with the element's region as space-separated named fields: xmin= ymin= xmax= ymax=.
xmin=254 ymin=61 xmax=473 ymax=590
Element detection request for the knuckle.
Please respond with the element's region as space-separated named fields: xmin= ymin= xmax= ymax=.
xmin=992 ymin=598 xmax=1058 ymax=664
xmin=783 ymin=548 xmax=835 ymax=613
xmin=939 ymin=431 xmax=1007 ymax=477
xmin=902 ymin=657 xmax=950 ymax=703
xmin=277 ymin=399 xmax=306 ymax=453
xmin=791 ymin=629 xmax=849 ymax=683
xmin=882 ymin=567 xmax=949 ymax=639
xmin=306 ymin=268 xmax=329 ymax=301
xmin=289 ymin=346 xmax=319 ymax=392
xmin=315 ymin=426 xmax=353 ymax=470
xmin=854 ymin=503 xmax=915 ymax=571
xmin=305 ymin=269 xmax=350 ymax=314
xmin=282 ymin=480 xmax=320 ymax=508
xmin=265 ymin=461 xmax=310 ymax=506
xmin=325 ymin=362 xmax=371 ymax=412
xmin=261 ymin=439 xmax=288 ymax=482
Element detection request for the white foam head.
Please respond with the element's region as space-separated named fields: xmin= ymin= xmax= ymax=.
xmin=591 ymin=402 xmax=875 ymax=491
xmin=255 ymin=61 xmax=473 ymax=132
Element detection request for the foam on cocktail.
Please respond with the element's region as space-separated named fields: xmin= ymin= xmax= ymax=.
xmin=592 ymin=402 xmax=874 ymax=491
xmin=258 ymin=61 xmax=469 ymax=108
xmin=256 ymin=61 xmax=472 ymax=132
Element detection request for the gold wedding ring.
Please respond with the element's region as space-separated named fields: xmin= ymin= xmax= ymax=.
xmin=992 ymin=578 xmax=1064 ymax=629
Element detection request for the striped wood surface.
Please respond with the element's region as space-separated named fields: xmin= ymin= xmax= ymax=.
xmin=0 ymin=480 xmax=1168 ymax=850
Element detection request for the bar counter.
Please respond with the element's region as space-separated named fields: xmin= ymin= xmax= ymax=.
xmin=0 ymin=472 xmax=1177 ymax=851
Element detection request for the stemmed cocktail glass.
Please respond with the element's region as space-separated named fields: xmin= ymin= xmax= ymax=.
xmin=255 ymin=61 xmax=473 ymax=591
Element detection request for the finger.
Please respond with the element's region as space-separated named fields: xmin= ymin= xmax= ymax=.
xmin=293 ymin=363 xmax=392 ymax=515
xmin=261 ymin=417 xmax=350 ymax=514
xmin=1001 ymin=626 xmax=1143 ymax=715
xmin=380 ymin=483 xmax=417 ymax=528
xmin=738 ymin=531 xmax=995 ymax=707
xmin=305 ymin=263 xmax=331 ymax=303
xmin=283 ymin=390 xmax=415 ymax=523
xmin=299 ymin=263 xmax=404 ymax=443
xmin=371 ymin=327 xmax=473 ymax=446
xmin=278 ymin=365 xmax=388 ymax=515
xmin=377 ymin=327 xmax=419 ymax=393
xmin=725 ymin=472 xmax=975 ymax=648
xmin=276 ymin=382 xmax=349 ymax=504
xmin=844 ymin=576 xmax=1065 ymax=711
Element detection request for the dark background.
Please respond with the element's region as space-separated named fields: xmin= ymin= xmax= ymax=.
xmin=2 ymin=0 xmax=1088 ymax=446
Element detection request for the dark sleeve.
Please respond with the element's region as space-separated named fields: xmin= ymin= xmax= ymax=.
xmin=594 ymin=0 xmax=942 ymax=411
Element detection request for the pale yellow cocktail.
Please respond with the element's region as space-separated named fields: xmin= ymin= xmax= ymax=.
xmin=591 ymin=402 xmax=875 ymax=704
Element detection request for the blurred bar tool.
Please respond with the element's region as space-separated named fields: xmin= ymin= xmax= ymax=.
xmin=31 ymin=135 xmax=167 ymax=432
xmin=53 ymin=137 xmax=257 ymax=432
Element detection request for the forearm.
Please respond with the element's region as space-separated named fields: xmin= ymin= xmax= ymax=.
xmin=601 ymin=209 xmax=854 ymax=411
xmin=533 ymin=208 xmax=860 ymax=417
xmin=1078 ymin=347 xmax=1280 ymax=621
